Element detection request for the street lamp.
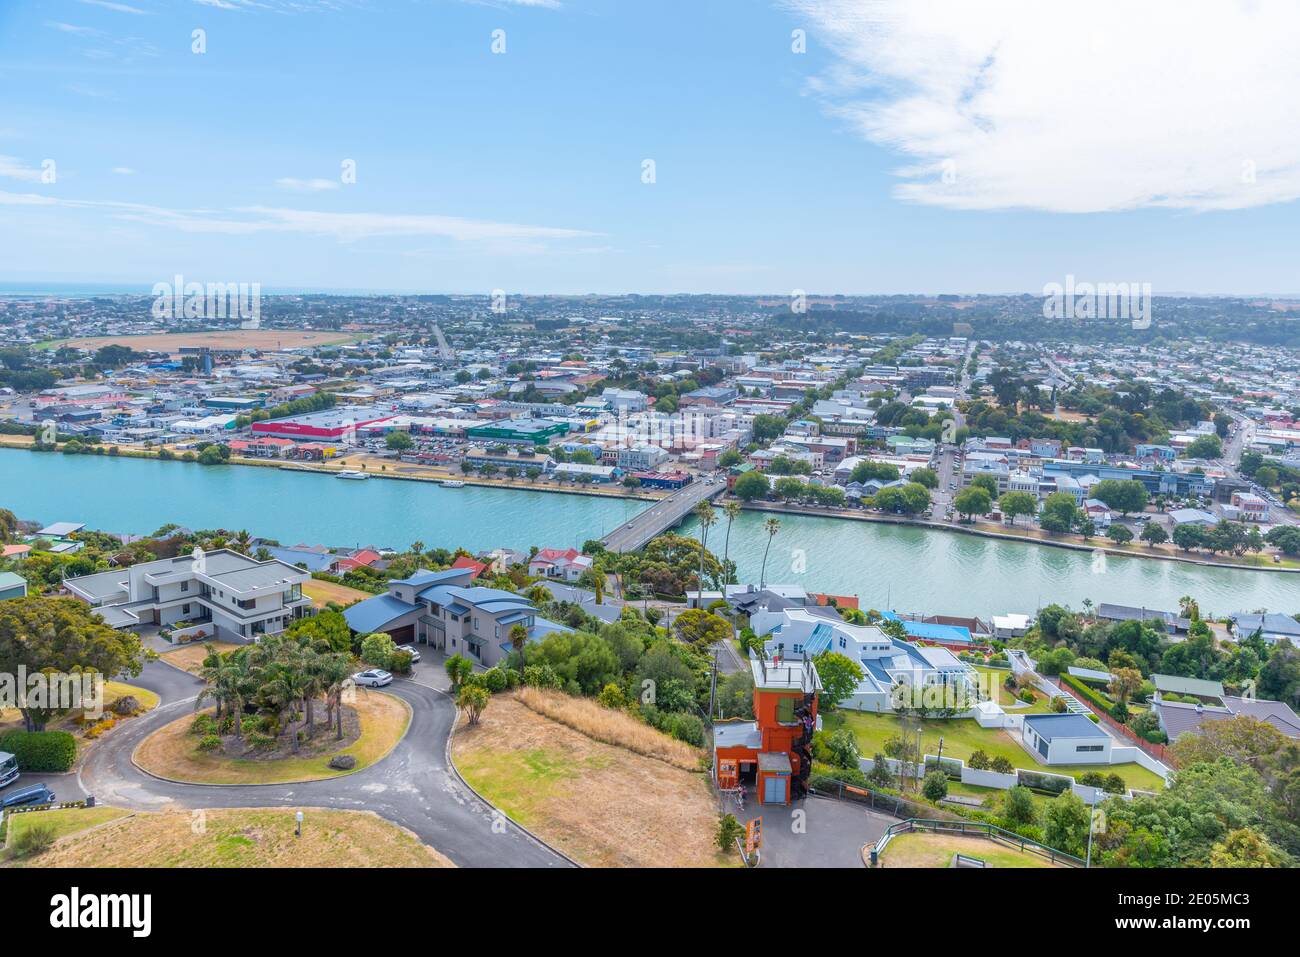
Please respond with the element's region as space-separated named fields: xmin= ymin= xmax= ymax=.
xmin=295 ymin=810 xmax=304 ymax=838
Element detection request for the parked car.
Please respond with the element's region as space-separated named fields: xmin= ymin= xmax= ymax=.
xmin=396 ymin=645 xmax=421 ymax=663
xmin=352 ymin=669 xmax=393 ymax=688
xmin=1 ymin=783 xmax=55 ymax=808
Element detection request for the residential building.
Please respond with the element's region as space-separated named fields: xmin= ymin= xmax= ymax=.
xmin=341 ymin=567 xmax=571 ymax=667
xmin=1021 ymin=713 xmax=1112 ymax=765
xmin=64 ymin=549 xmax=313 ymax=639
xmin=0 ymin=572 xmax=27 ymax=601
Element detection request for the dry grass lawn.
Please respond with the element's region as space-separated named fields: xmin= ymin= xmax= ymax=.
xmin=0 ymin=680 xmax=159 ymax=736
xmin=54 ymin=330 xmax=354 ymax=353
xmin=159 ymin=640 xmax=242 ymax=675
xmin=302 ymin=578 xmax=374 ymax=606
xmin=514 ymin=687 xmax=704 ymax=771
xmin=16 ymin=807 xmax=451 ymax=868
xmin=880 ymin=831 xmax=1064 ymax=868
xmin=454 ymin=693 xmax=729 ymax=868
xmin=134 ymin=690 xmax=409 ymax=784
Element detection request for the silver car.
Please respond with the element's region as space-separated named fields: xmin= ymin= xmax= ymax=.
xmin=352 ymin=669 xmax=393 ymax=688
xmin=396 ymin=645 xmax=421 ymax=663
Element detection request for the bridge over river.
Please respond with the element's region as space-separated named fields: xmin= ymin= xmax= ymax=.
xmin=600 ymin=480 xmax=725 ymax=553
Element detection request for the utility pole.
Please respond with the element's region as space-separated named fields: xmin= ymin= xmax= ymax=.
xmin=708 ymin=648 xmax=718 ymax=719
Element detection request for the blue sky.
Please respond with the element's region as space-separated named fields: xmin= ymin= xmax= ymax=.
xmin=2 ymin=0 xmax=1299 ymax=295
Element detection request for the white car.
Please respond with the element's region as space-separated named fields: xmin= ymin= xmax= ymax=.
xmin=395 ymin=645 xmax=421 ymax=663
xmin=352 ymin=669 xmax=393 ymax=688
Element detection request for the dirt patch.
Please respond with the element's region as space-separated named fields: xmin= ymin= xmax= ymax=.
xmin=18 ymin=806 xmax=451 ymax=868
xmin=159 ymin=640 xmax=243 ymax=675
xmin=57 ymin=330 xmax=354 ymax=353
xmin=302 ymin=578 xmax=374 ymax=606
xmin=453 ymin=694 xmax=730 ymax=868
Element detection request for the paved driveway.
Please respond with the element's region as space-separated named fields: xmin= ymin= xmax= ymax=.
xmin=78 ymin=661 xmax=570 ymax=867
xmin=738 ymin=795 xmax=895 ymax=867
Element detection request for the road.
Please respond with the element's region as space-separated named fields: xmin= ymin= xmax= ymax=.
xmin=76 ymin=659 xmax=570 ymax=867
xmin=600 ymin=478 xmax=724 ymax=552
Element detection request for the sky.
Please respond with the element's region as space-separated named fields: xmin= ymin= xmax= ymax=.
xmin=2 ymin=0 xmax=1300 ymax=295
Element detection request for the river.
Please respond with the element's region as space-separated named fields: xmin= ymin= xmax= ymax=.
xmin=2 ymin=449 xmax=1295 ymax=619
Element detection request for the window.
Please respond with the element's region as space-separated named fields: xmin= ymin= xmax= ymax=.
xmin=180 ymin=580 xmax=189 ymax=592
xmin=776 ymin=697 xmax=796 ymax=724
xmin=1075 ymin=744 xmax=1105 ymax=753
xmin=839 ymin=637 xmax=847 ymax=649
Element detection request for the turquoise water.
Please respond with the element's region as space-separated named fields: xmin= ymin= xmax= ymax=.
xmin=2 ymin=449 xmax=1296 ymax=619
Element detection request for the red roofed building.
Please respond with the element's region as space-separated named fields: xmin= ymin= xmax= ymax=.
xmin=450 ymin=555 xmax=488 ymax=580
xmin=332 ymin=549 xmax=382 ymax=573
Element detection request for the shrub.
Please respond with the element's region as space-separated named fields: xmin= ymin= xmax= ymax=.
xmin=717 ymin=813 xmax=744 ymax=852
xmin=824 ymin=728 xmax=861 ymax=770
xmin=1104 ymin=773 xmax=1126 ymax=794
xmin=1018 ymin=688 xmax=1036 ymax=704
xmin=989 ymin=755 xmax=1014 ymax=774
xmin=596 ymin=682 xmax=627 ymax=710
xmin=196 ymin=734 xmax=222 ymax=752
xmin=967 ymin=749 xmax=991 ymax=770
xmin=922 ymin=769 xmax=949 ymax=802
xmin=523 ymin=663 xmax=563 ymax=690
xmin=0 ymin=730 xmax=77 ymax=772
xmin=1051 ymin=696 xmax=1068 ymax=713
xmin=190 ymin=714 xmax=218 ymax=736
xmin=1001 ymin=785 xmax=1037 ymax=826
xmin=11 ymin=822 xmax=57 ymax=858
xmin=482 ymin=668 xmax=509 ymax=694
xmin=245 ymin=731 xmax=275 ymax=751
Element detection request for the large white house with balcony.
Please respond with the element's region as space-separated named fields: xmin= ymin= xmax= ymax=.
xmin=64 ymin=549 xmax=313 ymax=640
xmin=757 ymin=607 xmax=977 ymax=714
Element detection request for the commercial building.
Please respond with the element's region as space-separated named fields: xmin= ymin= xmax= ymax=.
xmin=465 ymin=418 xmax=569 ymax=446
xmin=251 ymin=407 xmax=394 ymax=442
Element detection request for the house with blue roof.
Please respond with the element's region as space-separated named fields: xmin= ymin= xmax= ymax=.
xmin=879 ymin=611 xmax=976 ymax=648
xmin=343 ymin=567 xmax=572 ymax=667
xmin=758 ymin=607 xmax=976 ymax=714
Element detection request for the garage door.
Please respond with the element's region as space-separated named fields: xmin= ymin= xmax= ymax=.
xmin=763 ymin=775 xmax=787 ymax=805
xmin=385 ymin=624 xmax=415 ymax=644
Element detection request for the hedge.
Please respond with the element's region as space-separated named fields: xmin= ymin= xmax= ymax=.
xmin=1059 ymin=672 xmax=1120 ymax=718
xmin=0 ymin=730 xmax=78 ymax=772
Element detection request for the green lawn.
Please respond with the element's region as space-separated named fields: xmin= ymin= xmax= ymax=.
xmin=4 ymin=805 xmax=129 ymax=848
xmin=825 ymin=710 xmax=1164 ymax=791
xmin=972 ymin=666 xmax=1054 ymax=713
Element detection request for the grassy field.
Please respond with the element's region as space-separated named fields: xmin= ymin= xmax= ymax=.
xmin=302 ymin=578 xmax=374 ymax=606
xmin=880 ymin=831 xmax=1063 ymax=868
xmin=133 ymin=690 xmax=409 ymax=784
xmin=453 ymin=693 xmax=730 ymax=867
xmin=3 ymin=805 xmax=130 ymax=851
xmin=825 ymin=710 xmax=1165 ymax=791
xmin=11 ymin=807 xmax=450 ymax=867
xmin=159 ymin=640 xmax=242 ymax=675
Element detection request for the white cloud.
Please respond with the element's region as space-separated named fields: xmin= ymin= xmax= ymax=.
xmin=275 ymin=177 xmax=340 ymax=191
xmin=786 ymin=0 xmax=1300 ymax=212
xmin=111 ymin=167 xmax=136 ymax=175
xmin=0 ymin=157 xmax=46 ymax=183
xmin=0 ymin=189 xmax=597 ymax=244
xmin=78 ymin=0 xmax=148 ymax=13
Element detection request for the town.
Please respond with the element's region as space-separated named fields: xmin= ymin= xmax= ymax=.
xmin=1 ymin=291 xmax=1298 ymax=874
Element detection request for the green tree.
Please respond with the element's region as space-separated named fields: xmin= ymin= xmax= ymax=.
xmin=1039 ymin=491 xmax=1080 ymax=534
xmin=1092 ymin=479 xmax=1148 ymax=516
xmin=673 ymin=608 xmax=731 ymax=647
xmin=444 ymin=654 xmax=474 ymax=691
xmin=385 ymin=430 xmax=414 ymax=451
xmin=999 ymin=490 xmax=1038 ymax=526
xmin=1140 ymin=522 xmax=1168 ymax=547
xmin=953 ymin=485 xmax=992 ymax=521
xmin=1043 ymin=792 xmax=1091 ymax=857
xmin=0 ymin=597 xmax=146 ymax=730
xmin=759 ymin=517 xmax=781 ymax=589
xmin=731 ymin=470 xmax=770 ymax=502
xmin=458 ymin=683 xmax=489 ymax=724
xmin=813 ymin=651 xmax=864 ymax=710
xmin=922 ymin=769 xmax=949 ymax=802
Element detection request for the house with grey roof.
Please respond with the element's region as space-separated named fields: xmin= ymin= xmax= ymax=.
xmin=343 ymin=567 xmax=572 ymax=667
xmin=1155 ymin=695 xmax=1300 ymax=743
xmin=1021 ymin=713 xmax=1112 ymax=765
xmin=64 ymin=548 xmax=312 ymax=640
xmin=1230 ymin=612 xmax=1300 ymax=646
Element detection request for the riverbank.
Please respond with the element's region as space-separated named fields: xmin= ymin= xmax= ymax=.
xmin=0 ymin=437 xmax=665 ymax=505
xmin=736 ymin=500 xmax=1300 ymax=574
xmin=3 ymin=437 xmax=1294 ymax=573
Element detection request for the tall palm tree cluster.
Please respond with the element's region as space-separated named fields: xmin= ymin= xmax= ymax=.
xmin=197 ymin=633 xmax=355 ymax=752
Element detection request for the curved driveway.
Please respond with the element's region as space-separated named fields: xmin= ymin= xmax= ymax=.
xmin=79 ymin=660 xmax=569 ymax=868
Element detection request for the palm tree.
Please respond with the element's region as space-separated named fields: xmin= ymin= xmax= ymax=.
xmin=721 ymin=500 xmax=742 ymax=585
xmin=233 ymin=529 xmax=252 ymax=555
xmin=759 ymin=517 xmax=781 ymax=589
xmin=509 ymin=623 xmax=529 ymax=674
xmin=693 ymin=501 xmax=717 ymax=608
xmin=410 ymin=540 xmax=425 ymax=556
xmin=320 ymin=655 xmax=353 ymax=741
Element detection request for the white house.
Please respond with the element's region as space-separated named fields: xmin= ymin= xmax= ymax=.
xmin=758 ymin=607 xmax=976 ymax=714
xmin=65 ymin=549 xmax=313 ymax=640
xmin=1021 ymin=713 xmax=1112 ymax=765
